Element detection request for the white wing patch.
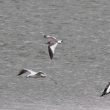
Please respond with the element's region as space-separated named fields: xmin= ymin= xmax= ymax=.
xmin=50 ymin=43 xmax=58 ymax=54
xmin=107 ymin=85 xmax=110 ymax=93
xmin=27 ymin=69 xmax=37 ymax=75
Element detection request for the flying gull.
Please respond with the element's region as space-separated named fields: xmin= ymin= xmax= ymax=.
xmin=17 ymin=68 xmax=47 ymax=78
xmin=101 ymin=82 xmax=110 ymax=97
xmin=44 ymin=35 xmax=63 ymax=59
xmin=17 ymin=68 xmax=58 ymax=84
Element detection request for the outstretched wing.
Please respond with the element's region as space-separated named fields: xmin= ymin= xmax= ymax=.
xmin=44 ymin=35 xmax=57 ymax=43
xmin=48 ymin=45 xmax=53 ymax=59
xmin=101 ymin=82 xmax=110 ymax=97
xmin=17 ymin=69 xmax=28 ymax=76
xmin=44 ymin=35 xmax=56 ymax=39
xmin=48 ymin=43 xmax=58 ymax=59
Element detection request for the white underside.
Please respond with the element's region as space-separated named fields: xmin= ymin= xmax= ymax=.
xmin=27 ymin=69 xmax=37 ymax=75
xmin=50 ymin=43 xmax=58 ymax=54
xmin=107 ymin=85 xmax=110 ymax=93
xmin=25 ymin=69 xmax=46 ymax=78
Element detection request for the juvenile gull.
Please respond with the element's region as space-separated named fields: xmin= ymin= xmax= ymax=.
xmin=101 ymin=82 xmax=110 ymax=97
xmin=17 ymin=68 xmax=47 ymax=78
xmin=44 ymin=35 xmax=63 ymax=59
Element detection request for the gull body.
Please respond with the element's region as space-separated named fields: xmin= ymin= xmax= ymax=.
xmin=44 ymin=35 xmax=63 ymax=59
xmin=44 ymin=35 xmax=62 ymax=44
xmin=17 ymin=68 xmax=47 ymax=78
xmin=101 ymin=82 xmax=110 ymax=97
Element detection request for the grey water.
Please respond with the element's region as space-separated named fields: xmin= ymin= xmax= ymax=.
xmin=0 ymin=0 xmax=110 ymax=109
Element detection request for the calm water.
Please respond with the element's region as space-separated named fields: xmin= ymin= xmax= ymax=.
xmin=0 ymin=0 xmax=110 ymax=109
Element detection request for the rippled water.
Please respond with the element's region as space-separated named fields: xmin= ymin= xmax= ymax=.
xmin=0 ymin=0 xmax=110 ymax=109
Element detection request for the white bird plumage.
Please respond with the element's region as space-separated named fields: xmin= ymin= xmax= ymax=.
xmin=17 ymin=68 xmax=47 ymax=78
xmin=17 ymin=68 xmax=57 ymax=84
xmin=101 ymin=82 xmax=110 ymax=97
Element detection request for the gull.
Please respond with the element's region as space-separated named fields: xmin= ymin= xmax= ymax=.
xmin=17 ymin=68 xmax=58 ymax=84
xmin=44 ymin=35 xmax=63 ymax=59
xmin=17 ymin=68 xmax=47 ymax=78
xmin=100 ymin=82 xmax=110 ymax=97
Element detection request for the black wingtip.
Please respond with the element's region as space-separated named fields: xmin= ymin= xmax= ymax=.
xmin=17 ymin=69 xmax=27 ymax=76
xmin=48 ymin=46 xmax=53 ymax=60
xmin=100 ymin=93 xmax=105 ymax=97
xmin=100 ymin=92 xmax=109 ymax=97
xmin=100 ymin=82 xmax=110 ymax=97
xmin=100 ymin=89 xmax=107 ymax=97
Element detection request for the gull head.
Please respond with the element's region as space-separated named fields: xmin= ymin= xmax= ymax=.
xmin=57 ymin=40 xmax=63 ymax=44
xmin=38 ymin=71 xmax=47 ymax=78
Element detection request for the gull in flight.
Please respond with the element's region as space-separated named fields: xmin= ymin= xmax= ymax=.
xmin=44 ymin=35 xmax=63 ymax=59
xmin=101 ymin=82 xmax=110 ymax=97
xmin=17 ymin=68 xmax=57 ymax=84
xmin=17 ymin=68 xmax=47 ymax=78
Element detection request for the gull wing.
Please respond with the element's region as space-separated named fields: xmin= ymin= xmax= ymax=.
xmin=44 ymin=35 xmax=57 ymax=43
xmin=44 ymin=35 xmax=56 ymax=40
xmin=48 ymin=45 xmax=53 ymax=59
xmin=48 ymin=43 xmax=58 ymax=59
xmin=101 ymin=82 xmax=110 ymax=97
xmin=17 ymin=69 xmax=28 ymax=76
